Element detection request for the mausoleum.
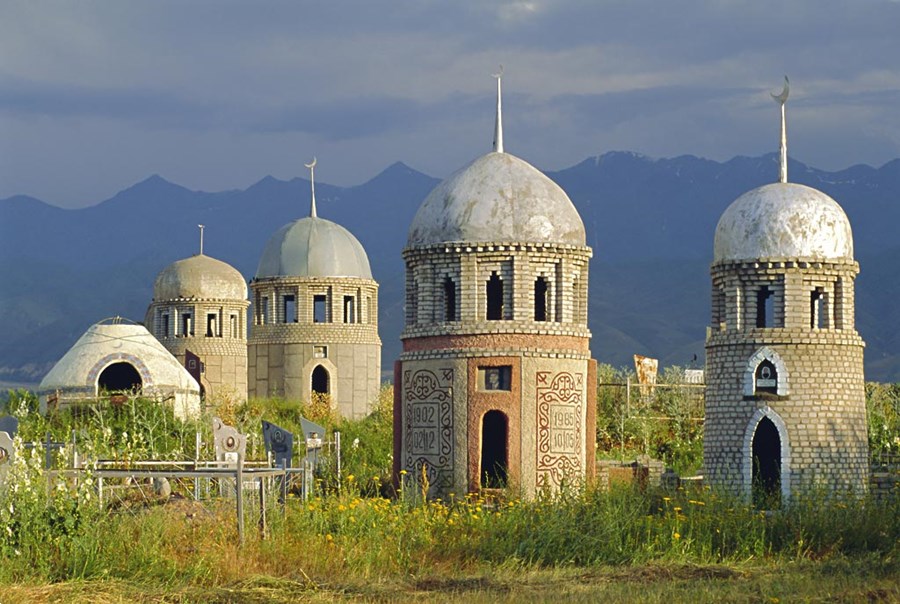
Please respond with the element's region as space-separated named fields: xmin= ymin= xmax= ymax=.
xmin=704 ymin=79 xmax=869 ymax=504
xmin=145 ymin=230 xmax=249 ymax=403
xmin=38 ymin=317 xmax=201 ymax=419
xmin=394 ymin=73 xmax=597 ymax=498
xmin=248 ymin=160 xmax=381 ymax=418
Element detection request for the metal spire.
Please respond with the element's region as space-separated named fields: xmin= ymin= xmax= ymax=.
xmin=305 ymin=157 xmax=318 ymax=217
xmin=492 ymin=65 xmax=504 ymax=153
xmin=198 ymin=224 xmax=205 ymax=255
xmin=771 ymin=75 xmax=790 ymax=183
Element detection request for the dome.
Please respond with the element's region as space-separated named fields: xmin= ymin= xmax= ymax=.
xmin=154 ymin=254 xmax=247 ymax=301
xmin=407 ymin=152 xmax=586 ymax=247
xmin=256 ymin=216 xmax=372 ymax=279
xmin=713 ymin=182 xmax=854 ymax=263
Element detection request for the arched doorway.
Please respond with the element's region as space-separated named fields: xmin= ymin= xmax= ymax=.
xmin=311 ymin=365 xmax=330 ymax=396
xmin=752 ymin=416 xmax=781 ymax=508
xmin=481 ymin=410 xmax=508 ymax=488
xmin=98 ymin=362 xmax=142 ymax=393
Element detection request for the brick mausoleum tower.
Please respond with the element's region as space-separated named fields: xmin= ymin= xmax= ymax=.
xmin=146 ymin=229 xmax=249 ymax=403
xmin=248 ymin=160 xmax=381 ymax=418
xmin=394 ymin=74 xmax=596 ymax=498
xmin=704 ymin=80 xmax=869 ymax=504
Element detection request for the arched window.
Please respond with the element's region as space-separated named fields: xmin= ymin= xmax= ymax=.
xmin=481 ymin=410 xmax=508 ymax=488
xmin=311 ymin=365 xmax=330 ymax=395
xmin=534 ymin=276 xmax=548 ymax=321
xmin=443 ymin=277 xmax=456 ymax=322
xmin=486 ymin=272 xmax=503 ymax=321
xmin=98 ymin=362 xmax=142 ymax=394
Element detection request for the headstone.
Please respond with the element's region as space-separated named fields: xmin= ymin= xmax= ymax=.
xmin=299 ymin=415 xmax=326 ymax=467
xmin=261 ymin=420 xmax=294 ymax=468
xmin=152 ymin=476 xmax=172 ymax=498
xmin=212 ymin=417 xmax=246 ymax=464
xmin=0 ymin=431 xmax=14 ymax=484
xmin=0 ymin=416 xmax=18 ymax=437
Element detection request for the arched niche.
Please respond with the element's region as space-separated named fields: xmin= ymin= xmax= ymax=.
xmin=742 ymin=347 xmax=789 ymax=397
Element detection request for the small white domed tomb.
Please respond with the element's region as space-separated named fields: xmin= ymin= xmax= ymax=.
xmin=38 ymin=318 xmax=201 ymax=419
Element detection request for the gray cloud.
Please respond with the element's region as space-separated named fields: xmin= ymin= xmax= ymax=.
xmin=0 ymin=0 xmax=898 ymax=205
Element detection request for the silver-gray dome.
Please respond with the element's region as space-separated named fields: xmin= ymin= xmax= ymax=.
xmin=256 ymin=216 xmax=372 ymax=279
xmin=407 ymin=152 xmax=586 ymax=247
xmin=714 ymin=182 xmax=854 ymax=263
xmin=154 ymin=254 xmax=247 ymax=301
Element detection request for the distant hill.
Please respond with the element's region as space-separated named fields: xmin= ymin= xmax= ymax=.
xmin=2 ymin=152 xmax=899 ymax=385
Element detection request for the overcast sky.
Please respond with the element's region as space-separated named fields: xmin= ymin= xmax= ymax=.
xmin=1 ymin=0 xmax=899 ymax=208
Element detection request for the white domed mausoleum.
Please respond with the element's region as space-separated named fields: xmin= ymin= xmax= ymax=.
xmin=145 ymin=235 xmax=250 ymax=402
xmin=704 ymin=80 xmax=869 ymax=505
xmin=394 ymin=74 xmax=597 ymax=498
xmin=38 ymin=317 xmax=201 ymax=419
xmin=248 ymin=161 xmax=381 ymax=418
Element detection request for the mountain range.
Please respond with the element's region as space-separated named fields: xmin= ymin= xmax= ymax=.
xmin=3 ymin=151 xmax=900 ymax=386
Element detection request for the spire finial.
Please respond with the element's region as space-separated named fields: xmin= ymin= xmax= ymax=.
xmin=305 ymin=157 xmax=317 ymax=217
xmin=492 ymin=65 xmax=504 ymax=153
xmin=198 ymin=224 xmax=205 ymax=255
xmin=771 ymin=75 xmax=790 ymax=183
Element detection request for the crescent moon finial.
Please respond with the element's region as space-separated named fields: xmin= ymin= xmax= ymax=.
xmin=492 ymin=64 xmax=504 ymax=80
xmin=305 ymin=157 xmax=317 ymax=217
xmin=771 ymin=75 xmax=790 ymax=105
xmin=772 ymin=76 xmax=790 ymax=183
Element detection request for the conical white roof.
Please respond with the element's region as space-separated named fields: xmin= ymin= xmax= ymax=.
xmin=39 ymin=318 xmax=199 ymax=396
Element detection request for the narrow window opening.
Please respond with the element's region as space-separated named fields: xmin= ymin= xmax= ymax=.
xmin=161 ymin=314 xmax=169 ymax=338
xmin=756 ymin=286 xmax=773 ymax=328
xmin=230 ymin=314 xmax=237 ymax=338
xmin=366 ymin=295 xmax=373 ymax=324
xmin=752 ymin=417 xmax=782 ymax=509
xmin=206 ymin=313 xmax=217 ymax=337
xmin=486 ymin=272 xmax=503 ymax=321
xmin=260 ymin=296 xmax=269 ymax=325
xmin=343 ymin=295 xmax=356 ymax=323
xmin=284 ymin=295 xmax=297 ymax=323
xmin=833 ymin=278 xmax=844 ymax=329
xmin=181 ymin=313 xmax=193 ymax=337
xmin=313 ymin=295 xmax=327 ymax=323
xmin=443 ymin=277 xmax=456 ymax=321
xmin=534 ymin=276 xmax=548 ymax=321
xmin=481 ymin=410 xmax=509 ymax=489
xmin=810 ymin=289 xmax=826 ymax=329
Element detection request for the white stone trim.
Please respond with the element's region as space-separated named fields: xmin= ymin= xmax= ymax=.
xmin=742 ymin=346 xmax=789 ymax=396
xmin=741 ymin=406 xmax=792 ymax=502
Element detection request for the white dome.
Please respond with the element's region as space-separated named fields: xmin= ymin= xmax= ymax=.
xmin=714 ymin=182 xmax=854 ymax=263
xmin=407 ymin=152 xmax=586 ymax=247
xmin=153 ymin=254 xmax=247 ymax=301
xmin=256 ymin=216 xmax=372 ymax=279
